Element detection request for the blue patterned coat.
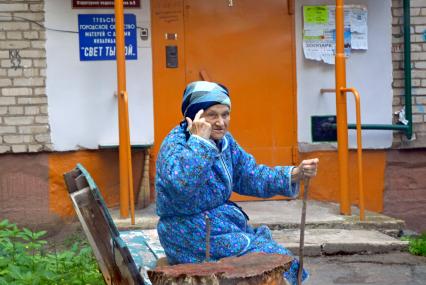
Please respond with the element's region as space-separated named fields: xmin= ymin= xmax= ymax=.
xmin=156 ymin=125 xmax=308 ymax=284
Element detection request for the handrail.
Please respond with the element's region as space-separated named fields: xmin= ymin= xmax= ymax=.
xmin=120 ymin=91 xmax=135 ymax=225
xmin=347 ymin=124 xmax=408 ymax=131
xmin=340 ymin=88 xmax=365 ymax=221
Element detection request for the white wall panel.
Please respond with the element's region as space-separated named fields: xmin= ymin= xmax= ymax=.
xmin=45 ymin=0 xmax=153 ymax=151
xmin=296 ymin=0 xmax=393 ymax=149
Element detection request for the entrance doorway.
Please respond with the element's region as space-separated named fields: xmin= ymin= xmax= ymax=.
xmin=152 ymin=0 xmax=298 ymax=200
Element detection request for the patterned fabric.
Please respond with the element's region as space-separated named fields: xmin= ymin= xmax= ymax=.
xmin=181 ymin=81 xmax=231 ymax=120
xmin=120 ymin=230 xmax=166 ymax=285
xmin=155 ymin=125 xmax=308 ymax=284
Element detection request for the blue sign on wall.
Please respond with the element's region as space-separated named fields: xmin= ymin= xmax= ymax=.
xmin=78 ymin=14 xmax=137 ymax=61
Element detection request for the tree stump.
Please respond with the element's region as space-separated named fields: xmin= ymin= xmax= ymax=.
xmin=148 ymin=252 xmax=293 ymax=285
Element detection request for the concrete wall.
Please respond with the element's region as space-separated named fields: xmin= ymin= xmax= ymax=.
xmin=0 ymin=153 xmax=50 ymax=226
xmin=45 ymin=0 xmax=154 ymax=151
xmin=296 ymin=0 xmax=394 ymax=150
xmin=0 ymin=149 xmax=147 ymax=230
xmin=384 ymin=149 xmax=426 ymax=233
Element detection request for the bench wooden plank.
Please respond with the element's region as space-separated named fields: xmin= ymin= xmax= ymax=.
xmin=64 ymin=165 xmax=145 ymax=285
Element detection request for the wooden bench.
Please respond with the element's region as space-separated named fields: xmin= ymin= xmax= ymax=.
xmin=64 ymin=164 xmax=161 ymax=285
xmin=64 ymin=164 xmax=293 ymax=285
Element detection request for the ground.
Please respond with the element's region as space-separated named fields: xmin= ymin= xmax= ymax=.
xmin=44 ymin=219 xmax=86 ymax=250
xmin=46 ymin=222 xmax=426 ymax=285
xmin=304 ymin=252 xmax=426 ymax=285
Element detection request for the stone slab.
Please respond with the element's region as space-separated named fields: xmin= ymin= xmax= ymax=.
xmin=304 ymin=252 xmax=426 ymax=285
xmin=112 ymin=200 xmax=405 ymax=234
xmin=118 ymin=228 xmax=408 ymax=259
xmin=272 ymin=229 xmax=408 ymax=256
xmin=241 ymin=200 xmax=405 ymax=232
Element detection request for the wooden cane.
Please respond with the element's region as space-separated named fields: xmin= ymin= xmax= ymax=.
xmin=297 ymin=177 xmax=310 ymax=285
xmin=205 ymin=215 xmax=211 ymax=262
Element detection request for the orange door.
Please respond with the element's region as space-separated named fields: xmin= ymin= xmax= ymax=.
xmin=151 ymin=0 xmax=297 ymax=201
xmin=183 ymin=0 xmax=297 ymax=200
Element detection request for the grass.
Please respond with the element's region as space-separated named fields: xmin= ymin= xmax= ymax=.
xmin=0 ymin=219 xmax=105 ymax=285
xmin=402 ymin=233 xmax=426 ymax=256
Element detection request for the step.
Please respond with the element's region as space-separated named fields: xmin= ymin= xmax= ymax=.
xmin=242 ymin=200 xmax=405 ymax=236
xmin=119 ymin=228 xmax=408 ymax=259
xmin=112 ymin=200 xmax=405 ymax=236
xmin=272 ymin=229 xmax=408 ymax=256
xmin=113 ymin=203 xmax=158 ymax=230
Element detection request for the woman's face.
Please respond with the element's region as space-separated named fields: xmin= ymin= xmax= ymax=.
xmin=202 ymin=104 xmax=230 ymax=141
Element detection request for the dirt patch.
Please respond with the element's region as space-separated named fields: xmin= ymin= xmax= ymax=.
xmin=43 ymin=220 xmax=87 ymax=251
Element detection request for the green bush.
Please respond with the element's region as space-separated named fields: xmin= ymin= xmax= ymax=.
xmin=0 ymin=219 xmax=105 ymax=285
xmin=403 ymin=233 xmax=426 ymax=256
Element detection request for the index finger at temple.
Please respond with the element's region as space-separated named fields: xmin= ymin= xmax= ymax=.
xmin=186 ymin=117 xmax=193 ymax=128
xmin=194 ymin=109 xmax=204 ymax=121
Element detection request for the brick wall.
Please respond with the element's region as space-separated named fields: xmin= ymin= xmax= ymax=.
xmin=392 ymin=0 xmax=426 ymax=147
xmin=0 ymin=0 xmax=51 ymax=153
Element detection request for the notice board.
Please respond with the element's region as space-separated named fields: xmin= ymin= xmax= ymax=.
xmin=302 ymin=5 xmax=368 ymax=64
xmin=78 ymin=14 xmax=138 ymax=61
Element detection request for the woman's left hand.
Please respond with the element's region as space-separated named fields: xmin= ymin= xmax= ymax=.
xmin=291 ymin=158 xmax=319 ymax=182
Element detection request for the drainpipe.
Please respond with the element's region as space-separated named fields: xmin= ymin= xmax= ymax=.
xmin=402 ymin=0 xmax=413 ymax=139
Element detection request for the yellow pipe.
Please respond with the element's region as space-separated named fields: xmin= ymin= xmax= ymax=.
xmin=121 ymin=91 xmax=135 ymax=225
xmin=114 ymin=0 xmax=130 ymax=218
xmin=335 ymin=0 xmax=350 ymax=215
xmin=341 ymin=88 xmax=365 ymax=221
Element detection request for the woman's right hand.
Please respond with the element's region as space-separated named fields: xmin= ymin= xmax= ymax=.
xmin=186 ymin=110 xmax=212 ymax=140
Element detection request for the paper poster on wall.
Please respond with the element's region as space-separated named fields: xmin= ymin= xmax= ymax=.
xmin=350 ymin=7 xmax=368 ymax=49
xmin=302 ymin=5 xmax=368 ymax=64
xmin=78 ymin=14 xmax=138 ymax=61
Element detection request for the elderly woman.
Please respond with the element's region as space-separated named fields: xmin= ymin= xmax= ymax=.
xmin=156 ymin=81 xmax=318 ymax=284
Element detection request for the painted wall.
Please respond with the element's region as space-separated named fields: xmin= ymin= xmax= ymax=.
xmin=45 ymin=0 xmax=154 ymax=151
xmin=296 ymin=0 xmax=393 ymax=149
xmin=48 ymin=149 xmax=147 ymax=218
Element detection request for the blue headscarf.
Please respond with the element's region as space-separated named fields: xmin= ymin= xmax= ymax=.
xmin=181 ymin=81 xmax=231 ymax=120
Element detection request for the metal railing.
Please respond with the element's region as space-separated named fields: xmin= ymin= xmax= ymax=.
xmin=341 ymin=88 xmax=365 ymax=221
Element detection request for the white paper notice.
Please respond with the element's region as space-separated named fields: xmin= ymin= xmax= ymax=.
xmin=350 ymin=7 xmax=368 ymax=50
xmin=302 ymin=5 xmax=368 ymax=65
xmin=303 ymin=40 xmax=335 ymax=64
xmin=350 ymin=7 xmax=368 ymax=34
xmin=351 ymin=32 xmax=368 ymax=50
